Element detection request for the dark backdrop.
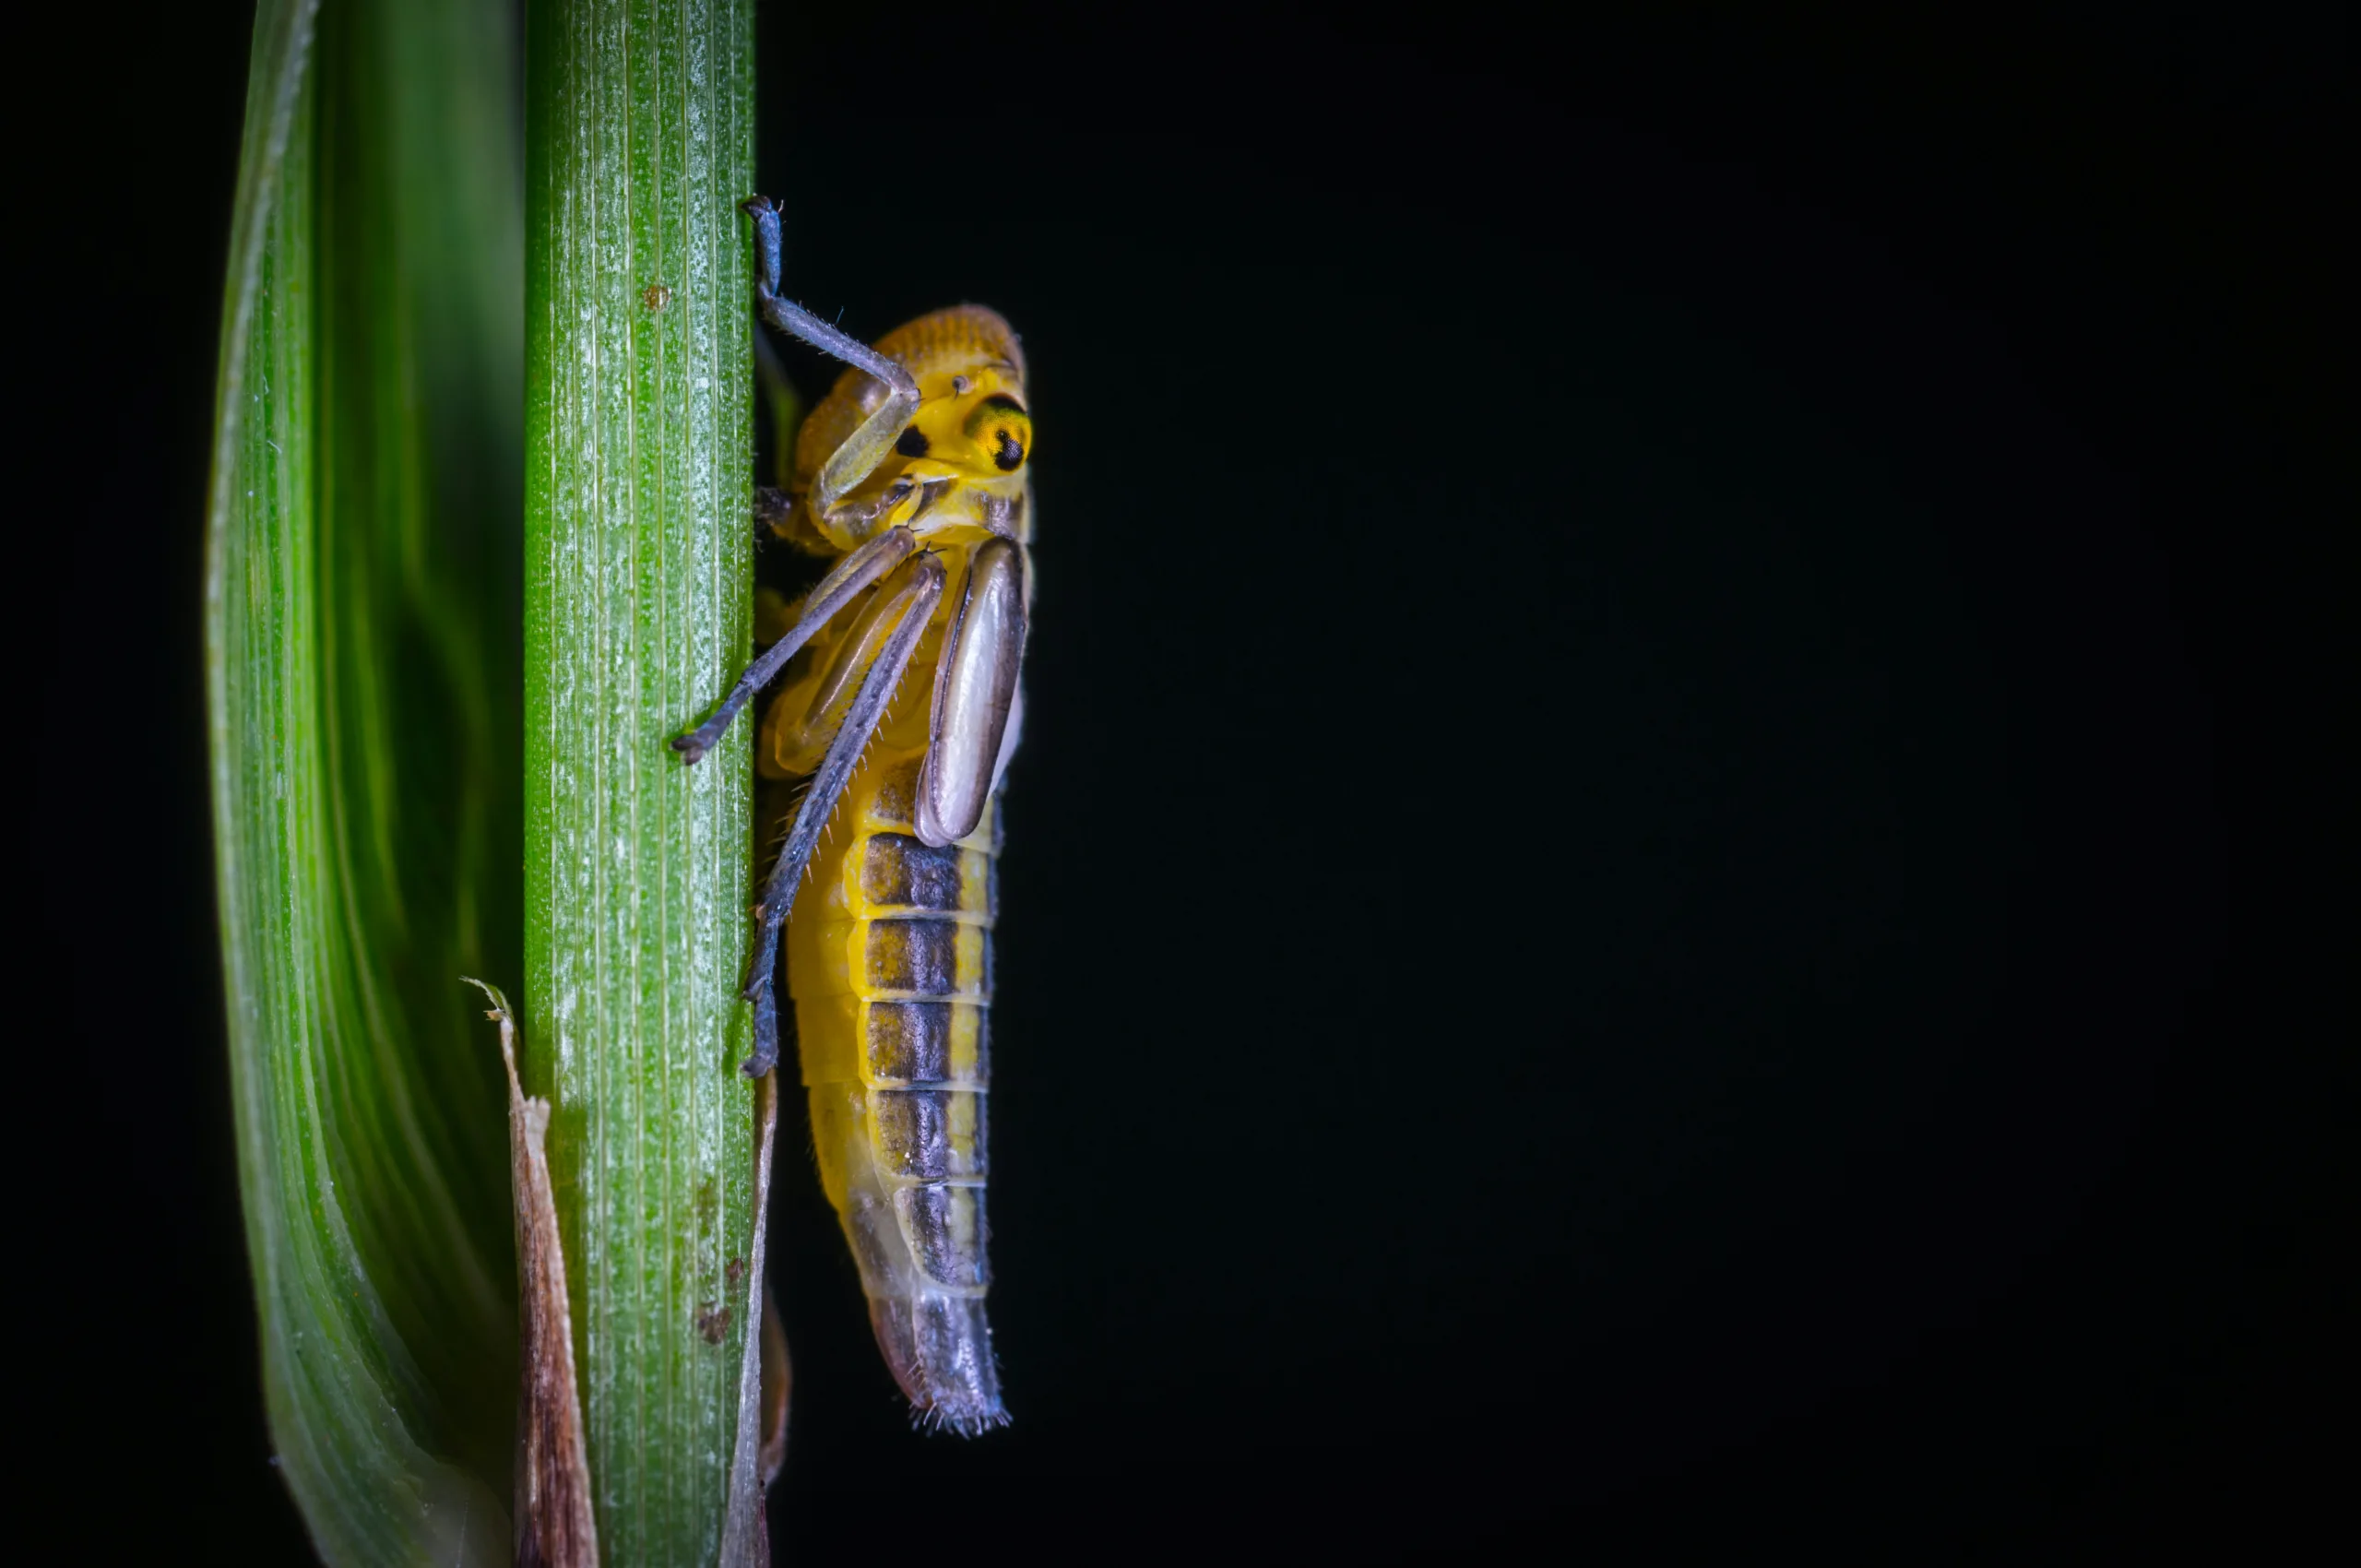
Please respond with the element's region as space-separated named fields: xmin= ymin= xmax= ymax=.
xmin=53 ymin=3 xmax=2339 ymax=1562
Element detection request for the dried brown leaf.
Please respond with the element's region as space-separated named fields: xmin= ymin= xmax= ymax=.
xmin=718 ymin=1071 xmax=783 ymax=1567
xmin=469 ymin=980 xmax=598 ymax=1568
xmin=759 ymin=1277 xmax=791 ymax=1489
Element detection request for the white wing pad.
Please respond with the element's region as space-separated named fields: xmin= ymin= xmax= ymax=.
xmin=917 ymin=539 xmax=1027 ymax=848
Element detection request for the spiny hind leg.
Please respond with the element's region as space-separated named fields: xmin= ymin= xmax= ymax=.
xmin=673 ymin=526 xmax=917 ymax=764
xmin=743 ymin=196 xmax=920 ymax=515
xmin=738 ymin=553 xmax=946 ymax=1077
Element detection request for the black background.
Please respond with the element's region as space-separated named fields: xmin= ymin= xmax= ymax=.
xmin=47 ymin=2 xmax=2341 ymax=1562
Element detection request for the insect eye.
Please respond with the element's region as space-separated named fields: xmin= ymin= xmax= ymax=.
xmin=965 ymin=397 xmax=1030 ymax=471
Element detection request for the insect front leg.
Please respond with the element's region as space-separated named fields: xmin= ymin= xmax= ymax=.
xmin=740 ymin=552 xmax=946 ymax=1077
xmin=742 ymin=197 xmax=921 ymax=516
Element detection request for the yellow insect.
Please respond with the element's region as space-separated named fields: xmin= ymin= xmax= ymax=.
xmin=675 ymin=197 xmax=1029 ymax=1434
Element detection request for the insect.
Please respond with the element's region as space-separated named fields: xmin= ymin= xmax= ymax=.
xmin=674 ymin=197 xmax=1029 ymax=1434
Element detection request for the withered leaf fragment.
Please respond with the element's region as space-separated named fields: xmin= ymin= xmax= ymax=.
xmin=469 ymin=980 xmax=598 ymax=1568
xmin=718 ymin=1070 xmax=784 ymax=1567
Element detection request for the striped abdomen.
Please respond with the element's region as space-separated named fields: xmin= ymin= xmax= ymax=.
xmin=787 ymin=752 xmax=1003 ymax=1431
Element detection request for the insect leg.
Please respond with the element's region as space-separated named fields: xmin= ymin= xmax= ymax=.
xmin=673 ymin=526 xmax=917 ymax=764
xmin=740 ymin=552 xmax=946 ymax=1077
xmin=917 ymin=539 xmax=1027 ymax=847
xmin=742 ymin=197 xmax=920 ymax=512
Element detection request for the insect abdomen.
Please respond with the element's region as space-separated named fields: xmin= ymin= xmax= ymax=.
xmin=788 ymin=752 xmax=1004 ymax=1431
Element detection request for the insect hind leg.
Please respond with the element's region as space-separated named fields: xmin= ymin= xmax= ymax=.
xmin=673 ymin=525 xmax=916 ymax=764
xmin=738 ymin=552 xmax=945 ymax=1077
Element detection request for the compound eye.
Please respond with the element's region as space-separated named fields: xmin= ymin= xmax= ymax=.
xmin=966 ymin=393 xmax=1031 ymax=473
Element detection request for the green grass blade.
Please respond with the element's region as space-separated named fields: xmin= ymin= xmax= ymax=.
xmin=207 ymin=0 xmax=525 ymax=1559
xmin=524 ymin=2 xmax=762 ymax=1560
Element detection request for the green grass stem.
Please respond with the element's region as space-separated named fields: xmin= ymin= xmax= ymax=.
xmin=523 ymin=2 xmax=763 ymax=1559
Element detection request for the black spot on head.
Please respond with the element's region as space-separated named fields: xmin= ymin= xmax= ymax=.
xmin=993 ymin=431 xmax=1025 ymax=470
xmin=896 ymin=425 xmax=931 ymax=457
xmin=982 ymin=393 xmax=1026 ymax=414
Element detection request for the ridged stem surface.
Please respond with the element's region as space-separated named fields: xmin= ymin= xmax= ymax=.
xmin=524 ymin=1 xmax=760 ymax=1559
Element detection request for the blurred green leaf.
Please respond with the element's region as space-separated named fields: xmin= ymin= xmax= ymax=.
xmin=208 ymin=0 xmax=524 ymax=1559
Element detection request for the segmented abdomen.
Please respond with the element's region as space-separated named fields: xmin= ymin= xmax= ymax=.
xmin=788 ymin=752 xmax=1004 ymax=1431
